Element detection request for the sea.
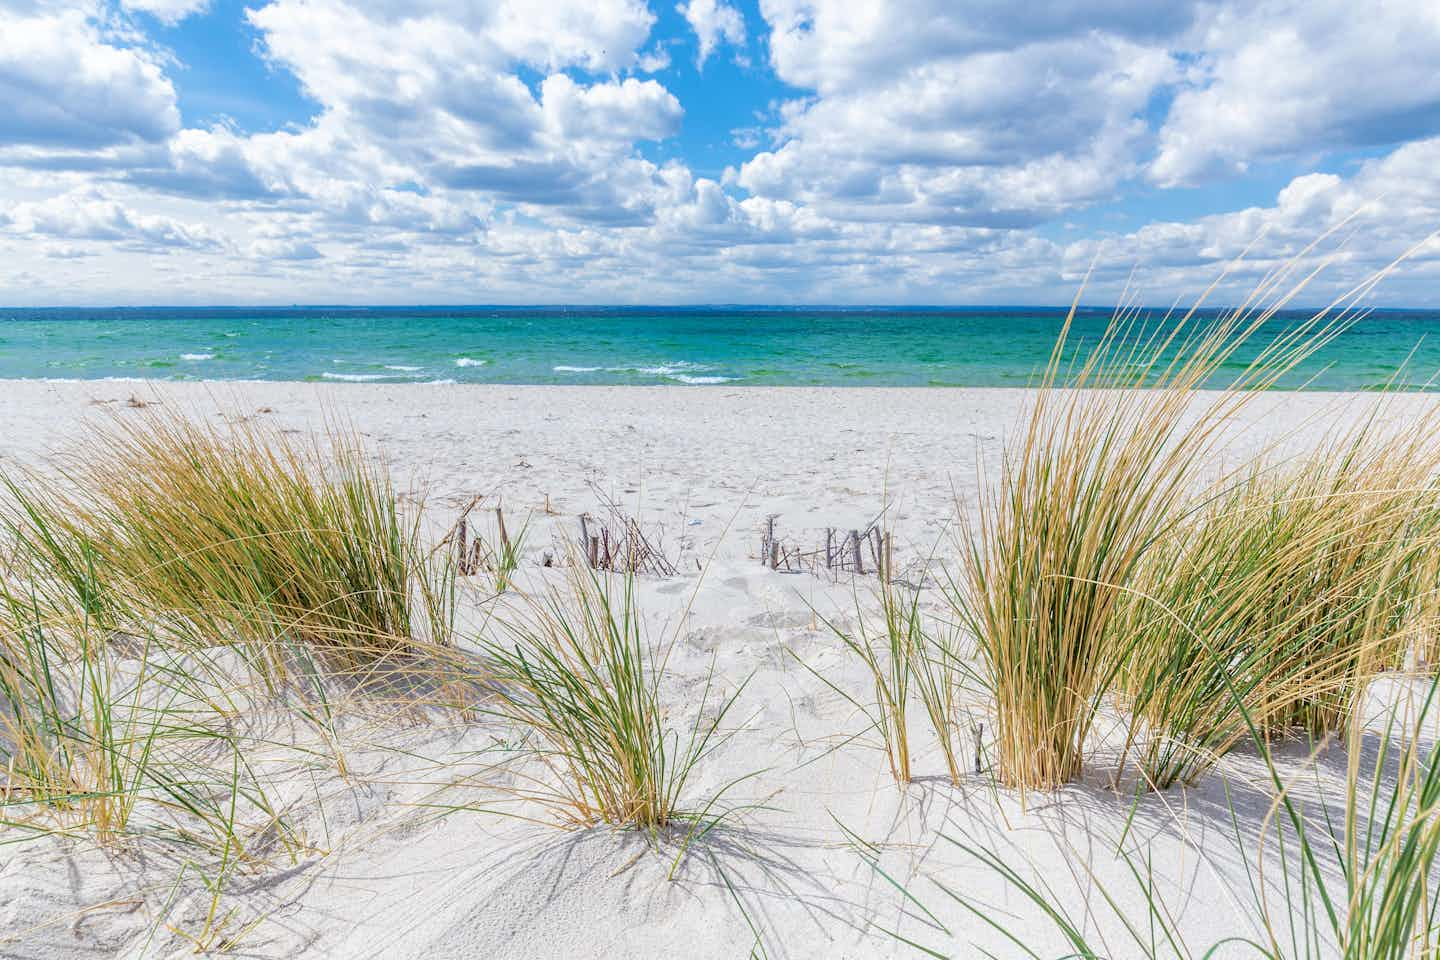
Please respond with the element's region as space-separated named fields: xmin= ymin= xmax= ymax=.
xmin=3 ymin=305 xmax=1440 ymax=390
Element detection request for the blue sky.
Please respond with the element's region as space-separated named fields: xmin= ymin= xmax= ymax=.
xmin=2 ymin=0 xmax=1440 ymax=305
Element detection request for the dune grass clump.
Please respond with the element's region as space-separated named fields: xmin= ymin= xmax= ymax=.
xmin=1118 ymin=417 xmax=1440 ymax=788
xmin=0 ymin=595 xmax=154 ymax=841
xmin=820 ymin=579 xmax=918 ymax=784
xmin=3 ymin=410 xmax=453 ymax=679
xmin=479 ymin=566 xmax=742 ymax=830
xmin=0 ymin=589 xmax=304 ymax=864
xmin=811 ymin=573 xmax=966 ymax=786
xmin=947 ymin=279 xmax=1366 ymax=791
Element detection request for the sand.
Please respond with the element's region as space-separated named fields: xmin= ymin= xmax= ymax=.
xmin=0 ymin=380 xmax=1434 ymax=959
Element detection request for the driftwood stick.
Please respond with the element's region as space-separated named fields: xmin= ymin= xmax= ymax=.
xmin=496 ymin=506 xmax=511 ymax=554
xmin=430 ymin=492 xmax=487 ymax=560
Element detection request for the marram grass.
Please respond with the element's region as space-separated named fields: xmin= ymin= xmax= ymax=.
xmin=478 ymin=564 xmax=743 ymax=830
xmin=2 ymin=409 xmax=454 ymax=680
xmin=810 ymin=571 xmax=968 ymax=786
xmin=812 ymin=578 xmax=920 ymax=784
xmin=945 ymin=240 xmax=1409 ymax=793
xmin=1117 ymin=408 xmax=1440 ymax=788
xmin=0 ymin=588 xmax=305 ymax=859
xmin=893 ymin=671 xmax=1440 ymax=960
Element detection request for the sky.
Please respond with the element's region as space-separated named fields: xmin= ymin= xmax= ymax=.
xmin=2 ymin=0 xmax=1440 ymax=306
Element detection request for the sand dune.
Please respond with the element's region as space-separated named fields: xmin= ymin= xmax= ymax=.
xmin=1 ymin=381 xmax=1434 ymax=958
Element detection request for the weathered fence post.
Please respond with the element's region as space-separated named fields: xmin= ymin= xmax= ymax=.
xmin=496 ymin=506 xmax=511 ymax=554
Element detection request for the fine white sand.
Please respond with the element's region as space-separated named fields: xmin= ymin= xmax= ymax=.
xmin=1 ymin=380 xmax=1435 ymax=959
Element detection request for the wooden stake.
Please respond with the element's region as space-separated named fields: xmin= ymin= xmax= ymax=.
xmin=851 ymin=529 xmax=863 ymax=575
xmin=588 ymin=535 xmax=600 ymax=569
xmin=496 ymin=506 xmax=511 ymax=554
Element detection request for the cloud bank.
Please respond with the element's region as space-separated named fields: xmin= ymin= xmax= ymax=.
xmin=1 ymin=0 xmax=1439 ymax=306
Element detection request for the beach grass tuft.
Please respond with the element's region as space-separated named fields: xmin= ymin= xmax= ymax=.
xmin=945 ymin=248 xmax=1393 ymax=792
xmin=479 ymin=564 xmax=743 ymax=829
xmin=2 ymin=409 xmax=453 ymax=680
xmin=1117 ymin=409 xmax=1440 ymax=788
xmin=812 ymin=578 xmax=921 ymax=784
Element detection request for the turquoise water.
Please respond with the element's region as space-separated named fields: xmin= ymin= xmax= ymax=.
xmin=3 ymin=306 xmax=1440 ymax=389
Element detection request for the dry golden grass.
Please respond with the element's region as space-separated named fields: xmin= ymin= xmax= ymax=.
xmin=2 ymin=409 xmax=454 ymax=681
xmin=945 ymin=245 xmax=1399 ymax=792
xmin=1117 ymin=404 xmax=1440 ymax=788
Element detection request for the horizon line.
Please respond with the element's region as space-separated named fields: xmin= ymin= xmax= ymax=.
xmin=3 ymin=302 xmax=1438 ymax=313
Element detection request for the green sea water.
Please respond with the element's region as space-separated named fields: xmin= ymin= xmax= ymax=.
xmin=2 ymin=305 xmax=1439 ymax=389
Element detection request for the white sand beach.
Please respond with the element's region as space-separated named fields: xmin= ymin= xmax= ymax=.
xmin=1 ymin=380 xmax=1435 ymax=959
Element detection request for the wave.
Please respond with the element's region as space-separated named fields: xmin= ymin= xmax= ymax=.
xmin=455 ymin=357 xmax=487 ymax=367
xmin=180 ymin=353 xmax=214 ymax=361
xmin=321 ymin=372 xmax=394 ymax=382
xmin=553 ymin=365 xmax=601 ymax=373
xmin=608 ymin=361 xmax=707 ymax=376
xmin=384 ymin=364 xmax=423 ymax=372
xmin=605 ymin=360 xmax=735 ymax=383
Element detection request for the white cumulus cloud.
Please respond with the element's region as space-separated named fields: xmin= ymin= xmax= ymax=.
xmin=0 ymin=3 xmax=179 ymax=150
xmin=121 ymin=0 xmax=212 ymax=25
xmin=1151 ymin=0 xmax=1440 ymax=186
xmin=678 ymin=0 xmax=745 ymax=67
